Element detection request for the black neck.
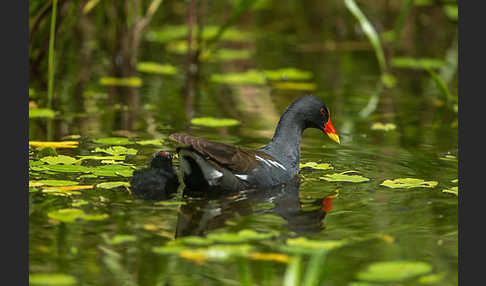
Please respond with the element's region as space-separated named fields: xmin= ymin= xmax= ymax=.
xmin=260 ymin=109 xmax=305 ymax=175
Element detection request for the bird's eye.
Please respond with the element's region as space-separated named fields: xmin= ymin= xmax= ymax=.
xmin=320 ymin=108 xmax=326 ymax=116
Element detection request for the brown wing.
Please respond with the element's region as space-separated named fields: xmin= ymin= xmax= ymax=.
xmin=169 ymin=133 xmax=276 ymax=174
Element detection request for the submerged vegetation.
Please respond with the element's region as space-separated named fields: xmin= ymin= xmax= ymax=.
xmin=29 ymin=0 xmax=457 ymax=285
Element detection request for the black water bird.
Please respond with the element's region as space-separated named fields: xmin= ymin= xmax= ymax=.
xmin=169 ymin=95 xmax=340 ymax=191
xmin=130 ymin=151 xmax=180 ymax=201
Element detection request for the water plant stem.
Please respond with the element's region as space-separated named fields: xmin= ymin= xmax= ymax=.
xmin=47 ymin=0 xmax=58 ymax=109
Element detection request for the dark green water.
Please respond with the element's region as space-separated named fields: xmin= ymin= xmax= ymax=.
xmin=29 ymin=2 xmax=457 ymax=285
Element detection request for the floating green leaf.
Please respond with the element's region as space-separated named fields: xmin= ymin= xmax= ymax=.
xmin=264 ymin=68 xmax=313 ymax=81
xmin=153 ymin=201 xmax=186 ymax=206
xmin=29 ymin=108 xmax=56 ymax=119
xmin=33 ymin=180 xmax=79 ymax=187
xmin=179 ymin=236 xmax=214 ymax=246
xmin=93 ymin=137 xmax=133 ymax=145
xmin=271 ymin=82 xmax=317 ymax=91
xmin=89 ymin=164 xmax=134 ymax=177
xmin=371 ymin=122 xmax=397 ymax=131
xmin=40 ymin=155 xmax=78 ymax=165
xmin=391 ymin=57 xmax=445 ymax=70
xmin=300 ymin=162 xmax=334 ymax=171
xmin=99 ymin=77 xmax=142 ymax=87
xmin=136 ymin=139 xmax=164 ymax=146
xmin=33 ymin=164 xmax=92 ymax=173
xmin=206 ymin=229 xmax=277 ymax=243
xmin=442 ymin=186 xmax=458 ymax=196
xmin=180 ymin=244 xmax=254 ymax=262
xmin=77 ymin=155 xmax=126 ymax=161
xmin=381 ymin=178 xmax=438 ymax=189
xmin=165 ymin=41 xmax=251 ymax=61
xmin=136 ymin=62 xmax=178 ymax=75
xmin=320 ymin=171 xmax=370 ymax=183
xmin=71 ymin=199 xmax=89 ymax=207
xmin=418 ymin=272 xmax=446 ymax=284
xmin=146 ymin=25 xmax=251 ymax=43
xmin=356 ymin=261 xmax=433 ymax=282
xmin=47 ymin=208 xmax=108 ymax=223
xmin=29 ymin=273 xmax=77 ymax=285
xmin=152 ymin=245 xmax=188 ymax=255
xmin=287 ymin=237 xmax=345 ymax=251
xmin=103 ymin=234 xmax=137 ymax=245
xmin=210 ymin=69 xmax=266 ymax=85
xmin=93 ymin=146 xmax=137 ymax=156
xmin=96 ymin=181 xmax=130 ymax=189
xmin=191 ymin=117 xmax=240 ymax=127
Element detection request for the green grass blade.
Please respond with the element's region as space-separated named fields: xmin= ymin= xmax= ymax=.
xmin=283 ymin=255 xmax=303 ymax=286
xmin=392 ymin=0 xmax=414 ymax=46
xmin=237 ymin=258 xmax=253 ymax=286
xmin=344 ymin=0 xmax=387 ymax=73
xmin=47 ymin=0 xmax=58 ymax=108
xmin=427 ymin=68 xmax=453 ymax=102
xmin=302 ymin=251 xmax=327 ymax=286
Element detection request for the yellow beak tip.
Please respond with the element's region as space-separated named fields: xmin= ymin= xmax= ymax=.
xmin=327 ymin=133 xmax=340 ymax=144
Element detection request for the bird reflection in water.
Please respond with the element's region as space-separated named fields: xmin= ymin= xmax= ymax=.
xmin=175 ymin=177 xmax=335 ymax=237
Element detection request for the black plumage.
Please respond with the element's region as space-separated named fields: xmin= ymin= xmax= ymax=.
xmin=130 ymin=151 xmax=180 ymax=201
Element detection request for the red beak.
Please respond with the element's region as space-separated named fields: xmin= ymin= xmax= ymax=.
xmin=324 ymin=119 xmax=340 ymax=144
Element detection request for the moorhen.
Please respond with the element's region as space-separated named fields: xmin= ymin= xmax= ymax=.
xmin=130 ymin=151 xmax=180 ymax=200
xmin=170 ymin=95 xmax=340 ymax=191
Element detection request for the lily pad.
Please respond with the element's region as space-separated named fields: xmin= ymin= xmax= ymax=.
xmin=320 ymin=171 xmax=370 ymax=183
xmin=191 ymin=117 xmax=240 ymax=128
xmin=442 ymin=186 xmax=458 ymax=196
xmin=271 ymin=82 xmax=317 ymax=91
xmin=249 ymin=252 xmax=290 ymax=263
xmin=136 ymin=62 xmax=178 ymax=75
xmin=380 ymin=178 xmax=438 ymax=189
xmin=210 ymin=69 xmax=266 ymax=85
xmin=391 ymin=57 xmax=444 ymax=70
xmin=40 ymin=155 xmax=78 ymax=165
xmin=71 ymin=199 xmax=89 ymax=207
xmin=179 ymin=244 xmax=254 ymax=263
xmin=281 ymin=237 xmax=346 ymax=254
xmin=47 ymin=208 xmax=109 ymax=223
xmin=77 ymin=155 xmax=126 ymax=161
xmin=136 ymin=139 xmax=164 ymax=146
xmin=356 ymin=261 xmax=433 ymax=282
xmin=165 ymin=41 xmax=251 ymax=61
xmin=263 ymin=68 xmax=313 ymax=81
xmin=34 ymin=164 xmax=92 ymax=173
xmin=146 ymin=25 xmax=251 ymax=43
xmin=371 ymin=122 xmax=396 ymax=131
xmin=206 ymin=229 xmax=277 ymax=243
xmin=418 ymin=272 xmax=446 ymax=284
xmin=29 ymin=141 xmax=79 ymax=149
xmin=96 ymin=181 xmax=130 ymax=189
xmin=33 ymin=180 xmax=80 ymax=187
xmin=103 ymin=234 xmax=137 ymax=245
xmin=300 ymin=162 xmax=334 ymax=171
xmin=93 ymin=137 xmax=133 ymax=145
xmin=29 ymin=273 xmax=77 ymax=285
xmin=29 ymin=108 xmax=56 ymax=119
xmin=99 ymin=77 xmax=142 ymax=87
xmin=93 ymin=146 xmax=137 ymax=155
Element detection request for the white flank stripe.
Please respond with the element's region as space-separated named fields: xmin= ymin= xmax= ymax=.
xmin=235 ymin=174 xmax=248 ymax=180
xmin=255 ymin=155 xmax=286 ymax=170
xmin=208 ymin=169 xmax=223 ymax=179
